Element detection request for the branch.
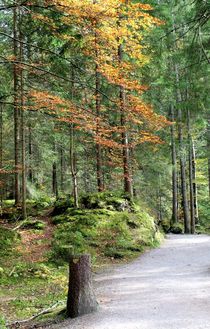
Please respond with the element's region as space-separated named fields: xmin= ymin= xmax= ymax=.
xmin=0 ymin=31 xmax=87 ymax=74
xmin=0 ymin=1 xmax=28 ymax=11
xmin=0 ymin=1 xmax=56 ymax=11
xmin=198 ymin=27 xmax=210 ymax=64
xmin=7 ymin=300 xmax=65 ymax=327
xmin=0 ymin=56 xmax=116 ymax=103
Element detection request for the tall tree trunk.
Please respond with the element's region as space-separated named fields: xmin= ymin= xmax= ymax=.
xmin=118 ymin=44 xmax=132 ymax=196
xmin=60 ymin=146 xmax=64 ymax=193
xmin=0 ymin=104 xmax=3 ymax=206
xmin=94 ymin=0 xmax=103 ymax=192
xmin=170 ymin=105 xmax=178 ymax=224
xmin=27 ymin=20 xmax=33 ymax=184
xmin=70 ymin=125 xmax=78 ymax=208
xmin=175 ymin=66 xmax=190 ymax=233
xmin=192 ymin=140 xmax=199 ymax=223
xmin=28 ymin=123 xmax=33 ymax=182
xmin=20 ymin=14 xmax=27 ymax=219
xmin=158 ymin=174 xmax=162 ymax=222
xmin=13 ymin=6 xmax=20 ymax=205
xmin=70 ymin=68 xmax=79 ymax=208
xmin=207 ymin=115 xmax=210 ymax=199
xmin=95 ymin=67 xmax=103 ymax=192
xmin=187 ymin=109 xmax=195 ymax=234
xmin=52 ymin=161 xmax=58 ymax=198
xmin=52 ymin=142 xmax=58 ymax=199
xmin=118 ymin=0 xmax=132 ymax=196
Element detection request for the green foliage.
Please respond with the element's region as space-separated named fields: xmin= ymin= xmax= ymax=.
xmin=0 ymin=271 xmax=67 ymax=321
xmin=0 ymin=228 xmax=20 ymax=257
xmin=170 ymin=223 xmax=183 ymax=234
xmin=50 ymin=195 xmax=161 ymax=262
xmin=52 ymin=197 xmax=75 ymax=216
xmin=21 ymin=219 xmax=46 ymax=230
xmin=0 ymin=207 xmax=22 ymax=222
xmin=80 ymin=192 xmax=132 ymax=211
xmin=0 ymin=316 xmax=7 ymax=329
xmin=196 ymin=195 xmax=210 ymax=233
xmin=160 ymin=219 xmax=171 ymax=233
xmin=6 ymin=263 xmax=52 ymax=279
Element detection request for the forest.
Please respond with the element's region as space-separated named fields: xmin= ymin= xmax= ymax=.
xmin=0 ymin=0 xmax=209 ymax=328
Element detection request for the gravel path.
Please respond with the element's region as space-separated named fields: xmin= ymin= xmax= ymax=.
xmin=49 ymin=235 xmax=210 ymax=329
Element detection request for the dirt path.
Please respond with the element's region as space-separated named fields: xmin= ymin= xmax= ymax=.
xmin=49 ymin=235 xmax=210 ymax=329
xmin=19 ymin=217 xmax=54 ymax=263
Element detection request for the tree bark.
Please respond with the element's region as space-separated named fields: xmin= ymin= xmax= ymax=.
xmin=60 ymin=146 xmax=64 ymax=193
xmin=192 ymin=140 xmax=199 ymax=223
xmin=170 ymin=105 xmax=178 ymax=224
xmin=94 ymin=5 xmax=103 ymax=192
xmin=28 ymin=123 xmax=33 ymax=182
xmin=117 ymin=1 xmax=132 ymax=196
xmin=67 ymin=254 xmax=98 ymax=318
xmin=70 ymin=69 xmax=79 ymax=208
xmin=20 ymin=14 xmax=27 ymax=220
xmin=52 ymin=161 xmax=58 ymax=199
xmin=187 ymin=109 xmax=195 ymax=234
xmin=13 ymin=6 xmax=20 ymax=205
xmin=175 ymin=65 xmax=190 ymax=234
xmin=95 ymin=68 xmax=103 ymax=192
xmin=207 ymin=115 xmax=210 ymax=199
xmin=52 ymin=143 xmax=58 ymax=199
xmin=0 ymin=104 xmax=3 ymax=205
xmin=118 ymin=44 xmax=132 ymax=196
xmin=158 ymin=175 xmax=163 ymax=223
xmin=70 ymin=125 xmax=79 ymax=208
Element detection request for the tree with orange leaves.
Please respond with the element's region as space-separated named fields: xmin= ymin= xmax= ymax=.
xmin=30 ymin=0 xmax=169 ymax=196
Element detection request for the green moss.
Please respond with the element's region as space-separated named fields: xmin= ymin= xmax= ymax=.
xmin=50 ymin=199 xmax=161 ymax=263
xmin=104 ymin=247 xmax=132 ymax=259
xmin=0 ymin=316 xmax=7 ymax=329
xmin=0 ymin=193 xmax=164 ymax=323
xmin=0 ymin=227 xmax=20 ymax=257
xmin=52 ymin=197 xmax=75 ymax=216
xmin=80 ymin=192 xmax=132 ymax=211
xmin=170 ymin=223 xmax=183 ymax=234
xmin=21 ymin=219 xmax=46 ymax=230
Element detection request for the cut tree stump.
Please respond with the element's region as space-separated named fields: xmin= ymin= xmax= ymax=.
xmin=67 ymin=254 xmax=98 ymax=318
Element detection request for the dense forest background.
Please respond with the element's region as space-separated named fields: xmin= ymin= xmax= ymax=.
xmin=0 ymin=0 xmax=209 ymax=229
xmin=0 ymin=0 xmax=209 ymax=325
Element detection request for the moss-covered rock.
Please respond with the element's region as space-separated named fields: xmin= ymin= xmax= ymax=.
xmin=160 ymin=219 xmax=171 ymax=233
xmin=50 ymin=198 xmax=162 ymax=263
xmin=21 ymin=219 xmax=46 ymax=230
xmin=51 ymin=197 xmax=75 ymax=216
xmin=80 ymin=192 xmax=133 ymax=211
xmin=170 ymin=223 xmax=183 ymax=234
xmin=0 ymin=206 xmax=22 ymax=221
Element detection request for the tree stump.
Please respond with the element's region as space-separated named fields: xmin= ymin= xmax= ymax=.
xmin=67 ymin=254 xmax=98 ymax=318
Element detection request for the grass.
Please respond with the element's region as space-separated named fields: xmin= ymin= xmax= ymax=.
xmin=0 ymin=263 xmax=68 ymax=323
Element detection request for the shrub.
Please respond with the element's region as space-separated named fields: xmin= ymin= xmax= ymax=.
xmin=0 ymin=227 xmax=20 ymax=257
xmin=170 ymin=223 xmax=183 ymax=234
xmin=21 ymin=219 xmax=46 ymax=230
xmin=0 ymin=316 xmax=7 ymax=329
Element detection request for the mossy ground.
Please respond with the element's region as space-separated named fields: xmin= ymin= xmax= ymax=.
xmin=0 ymin=193 xmax=163 ymax=327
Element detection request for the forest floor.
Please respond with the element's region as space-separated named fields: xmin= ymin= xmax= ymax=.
xmin=1 ymin=195 xmax=162 ymax=326
xmin=47 ymin=234 xmax=210 ymax=329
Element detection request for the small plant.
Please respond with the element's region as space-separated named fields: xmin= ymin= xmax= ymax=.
xmin=0 ymin=316 xmax=7 ymax=329
xmin=21 ymin=219 xmax=46 ymax=230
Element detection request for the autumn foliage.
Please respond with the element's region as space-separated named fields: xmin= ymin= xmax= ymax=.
xmin=27 ymin=0 xmax=169 ymax=190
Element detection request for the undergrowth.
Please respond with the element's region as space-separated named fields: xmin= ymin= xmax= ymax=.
xmin=0 ymin=192 xmax=163 ymax=325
